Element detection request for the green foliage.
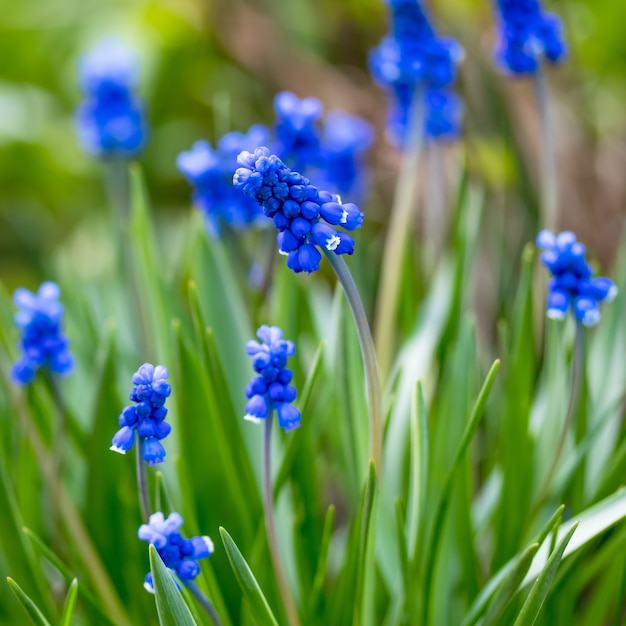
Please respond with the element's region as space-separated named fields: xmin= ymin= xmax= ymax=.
xmin=1 ymin=2 xmax=626 ymax=624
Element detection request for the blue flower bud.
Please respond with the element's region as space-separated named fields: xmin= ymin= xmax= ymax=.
xmin=143 ymin=438 xmax=166 ymax=465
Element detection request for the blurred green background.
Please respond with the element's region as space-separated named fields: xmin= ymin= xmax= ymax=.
xmin=0 ymin=0 xmax=625 ymax=287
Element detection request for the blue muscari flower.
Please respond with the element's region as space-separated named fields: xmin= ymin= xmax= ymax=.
xmin=11 ymin=282 xmax=74 ymax=385
xmin=110 ymin=363 xmax=172 ymax=465
xmin=536 ymin=230 xmax=617 ymax=327
xmin=319 ymin=111 xmax=374 ymax=199
xmin=138 ymin=512 xmax=213 ymax=593
xmin=369 ymin=0 xmax=464 ymax=145
xmin=244 ymin=325 xmax=300 ymax=432
xmin=494 ymin=0 xmax=567 ymax=75
xmin=273 ymin=92 xmax=323 ymax=173
xmin=233 ymin=147 xmax=364 ymax=274
xmin=75 ymin=38 xmax=147 ymax=157
xmin=177 ymin=124 xmax=269 ymax=236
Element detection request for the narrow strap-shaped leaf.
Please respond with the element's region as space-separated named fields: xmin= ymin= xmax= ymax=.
xmin=422 ymin=360 xmax=500 ymax=624
xmin=219 ymin=527 xmax=279 ymax=626
xmin=59 ymin=579 xmax=79 ymax=626
xmin=513 ymin=522 xmax=578 ymax=626
xmin=22 ymin=528 xmax=116 ymax=626
xmin=6 ymin=578 xmax=52 ymax=626
xmin=306 ymin=505 xmax=336 ymax=620
xmin=148 ymin=545 xmax=197 ymax=626
xmin=483 ymin=543 xmax=540 ymax=626
xmin=353 ymin=460 xmax=378 ymax=626
xmin=407 ymin=381 xmax=428 ymax=560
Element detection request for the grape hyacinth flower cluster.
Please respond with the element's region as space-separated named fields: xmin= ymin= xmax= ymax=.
xmin=110 ymin=363 xmax=172 ymax=465
xmin=494 ymin=0 xmax=567 ymax=75
xmin=537 ymin=230 xmax=617 ymax=327
xmin=138 ymin=512 xmax=213 ymax=592
xmin=11 ymin=282 xmax=74 ymax=385
xmin=244 ymin=325 xmax=300 ymax=432
xmin=273 ymin=91 xmax=324 ymax=173
xmin=319 ymin=111 xmax=374 ymax=201
xmin=369 ymin=0 xmax=464 ymax=144
xmin=75 ymin=39 xmax=147 ymax=157
xmin=234 ymin=147 xmax=364 ymax=274
xmin=177 ymin=125 xmax=269 ymax=235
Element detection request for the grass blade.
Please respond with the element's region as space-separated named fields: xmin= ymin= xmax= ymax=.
xmin=513 ymin=523 xmax=578 ymax=626
xmin=148 ymin=545 xmax=197 ymax=626
xmin=6 ymin=578 xmax=52 ymax=626
xmin=59 ymin=579 xmax=79 ymax=626
xmin=219 ymin=527 xmax=279 ymax=626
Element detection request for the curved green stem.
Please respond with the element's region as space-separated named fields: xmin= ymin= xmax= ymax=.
xmin=263 ymin=414 xmax=301 ymax=626
xmin=324 ymin=251 xmax=383 ymax=471
xmin=374 ymin=85 xmax=425 ymax=380
xmin=534 ymin=60 xmax=557 ymax=230
xmin=532 ymin=322 xmax=585 ymax=519
xmin=136 ymin=438 xmax=151 ymax=523
xmin=187 ymin=581 xmax=222 ymax=626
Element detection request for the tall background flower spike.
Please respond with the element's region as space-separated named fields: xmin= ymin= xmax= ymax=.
xmin=110 ymin=363 xmax=172 ymax=464
xmin=272 ymin=92 xmax=373 ymax=199
xmin=138 ymin=512 xmax=214 ymax=593
xmin=177 ymin=124 xmax=269 ymax=236
xmin=75 ymin=38 xmax=148 ymax=157
xmin=536 ymin=230 xmax=617 ymax=326
xmin=245 ymin=325 xmax=300 ymax=431
xmin=233 ymin=147 xmax=364 ymax=274
xmin=11 ymin=281 xmax=74 ymax=385
xmin=368 ymin=0 xmax=464 ymax=145
xmin=493 ymin=0 xmax=567 ymax=76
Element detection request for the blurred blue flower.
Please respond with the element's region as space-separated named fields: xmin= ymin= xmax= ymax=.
xmin=244 ymin=325 xmax=300 ymax=431
xmin=75 ymin=38 xmax=147 ymax=157
xmin=494 ymin=0 xmax=567 ymax=75
xmin=319 ymin=111 xmax=374 ymax=199
xmin=273 ymin=91 xmax=323 ymax=172
xmin=111 ymin=363 xmax=172 ymax=465
xmin=369 ymin=0 xmax=464 ymax=145
xmin=234 ymin=147 xmax=364 ymax=274
xmin=177 ymin=125 xmax=269 ymax=236
xmin=138 ymin=512 xmax=213 ymax=592
xmin=11 ymin=282 xmax=74 ymax=385
xmin=536 ymin=230 xmax=617 ymax=327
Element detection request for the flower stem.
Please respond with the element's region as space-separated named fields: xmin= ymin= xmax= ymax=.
xmin=324 ymin=251 xmax=383 ymax=471
xmin=374 ymin=85 xmax=425 ymax=380
xmin=187 ymin=581 xmax=223 ymax=626
xmin=136 ymin=437 xmax=152 ymax=523
xmin=45 ymin=372 xmax=68 ymax=479
xmin=534 ymin=59 xmax=557 ymax=230
xmin=533 ymin=322 xmax=585 ymax=518
xmin=263 ymin=413 xmax=301 ymax=626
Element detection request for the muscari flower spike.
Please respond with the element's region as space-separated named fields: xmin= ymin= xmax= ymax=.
xmin=110 ymin=363 xmax=172 ymax=465
xmin=244 ymin=325 xmax=300 ymax=432
xmin=536 ymin=230 xmax=617 ymax=327
xmin=494 ymin=0 xmax=567 ymax=75
xmin=138 ymin=512 xmax=213 ymax=593
xmin=319 ymin=111 xmax=374 ymax=199
xmin=11 ymin=282 xmax=74 ymax=385
xmin=75 ymin=38 xmax=147 ymax=157
xmin=369 ymin=0 xmax=464 ymax=145
xmin=273 ymin=91 xmax=323 ymax=172
xmin=234 ymin=147 xmax=364 ymax=274
xmin=177 ymin=124 xmax=269 ymax=235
